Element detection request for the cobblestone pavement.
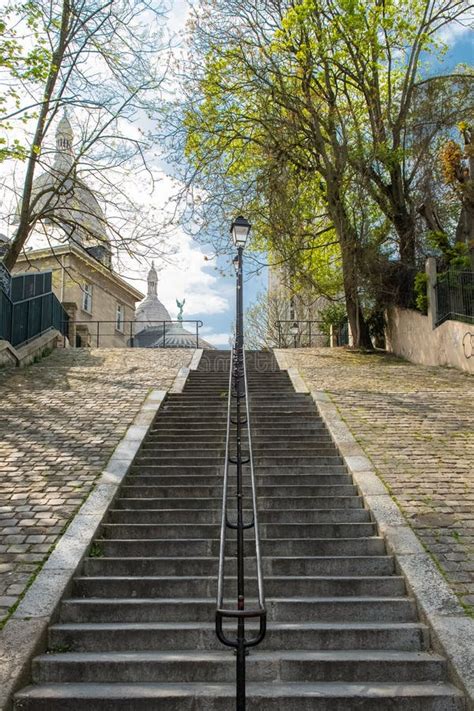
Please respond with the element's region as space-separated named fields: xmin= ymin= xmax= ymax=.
xmin=285 ymin=348 xmax=474 ymax=613
xmin=0 ymin=348 xmax=192 ymax=623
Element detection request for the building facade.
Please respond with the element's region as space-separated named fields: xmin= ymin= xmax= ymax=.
xmin=13 ymin=245 xmax=143 ymax=347
xmin=10 ymin=113 xmax=143 ymax=347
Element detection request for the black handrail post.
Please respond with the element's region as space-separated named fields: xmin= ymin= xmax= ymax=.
xmin=216 ymin=218 xmax=265 ymax=711
xmin=235 ymin=244 xmax=246 ymax=710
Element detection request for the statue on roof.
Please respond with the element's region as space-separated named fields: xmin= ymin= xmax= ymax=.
xmin=176 ymin=298 xmax=185 ymax=322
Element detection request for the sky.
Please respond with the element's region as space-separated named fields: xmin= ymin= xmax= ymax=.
xmin=121 ymin=0 xmax=268 ymax=347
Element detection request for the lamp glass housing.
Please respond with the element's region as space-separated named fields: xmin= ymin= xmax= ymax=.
xmin=230 ymin=216 xmax=251 ymax=247
xmin=290 ymin=322 xmax=299 ymax=336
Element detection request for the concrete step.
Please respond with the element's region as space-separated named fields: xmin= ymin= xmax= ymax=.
xmin=134 ymin=455 xmax=344 ymax=467
xmin=11 ymin=351 xmax=465 ymax=710
xmin=82 ymin=555 xmax=395 ymax=577
xmin=120 ymin=484 xmax=355 ymax=498
xmin=72 ymin=575 xmax=406 ymax=599
xmin=14 ymin=681 xmax=465 ymax=710
xmin=31 ymin=649 xmax=447 ymax=684
xmin=100 ymin=522 xmax=376 ymax=541
xmin=107 ymin=508 xmax=372 ymax=525
xmin=162 ymin=403 xmax=316 ymax=412
xmin=59 ymin=597 xmax=418 ymax=623
xmin=97 ymin=536 xmax=387 ymax=557
xmin=49 ymin=620 xmax=429 ymax=652
xmin=140 ymin=444 xmax=340 ymax=454
xmin=125 ymin=474 xmax=353 ymax=487
xmin=114 ymin=495 xmax=366 ymax=510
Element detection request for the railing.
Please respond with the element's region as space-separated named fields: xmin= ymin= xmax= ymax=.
xmin=0 ymin=289 xmax=69 ymax=348
xmin=67 ymin=320 xmax=204 ymax=348
xmin=0 ymin=261 xmax=11 ymax=296
xmin=276 ymin=319 xmax=327 ymax=348
xmin=216 ymin=345 xmax=266 ymax=710
xmin=435 ymin=270 xmax=474 ymax=326
xmin=0 ymin=288 xmax=12 ymax=343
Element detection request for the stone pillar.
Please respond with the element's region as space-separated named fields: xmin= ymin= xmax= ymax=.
xmin=426 ymin=257 xmax=437 ymax=330
xmin=329 ymin=324 xmax=335 ymax=348
xmin=62 ymin=302 xmax=77 ymax=348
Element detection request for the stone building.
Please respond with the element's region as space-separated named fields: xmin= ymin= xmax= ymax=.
xmin=11 ymin=113 xmax=144 ymax=347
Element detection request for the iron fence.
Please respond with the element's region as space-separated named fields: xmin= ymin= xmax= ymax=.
xmin=0 ymin=290 xmax=69 ymax=348
xmin=11 ymin=270 xmax=52 ymax=302
xmin=435 ymin=270 xmax=474 ymax=326
xmin=275 ymin=320 xmax=328 ymax=348
xmin=67 ymin=320 xmax=204 ymax=348
xmin=0 ymin=288 xmax=12 ymax=342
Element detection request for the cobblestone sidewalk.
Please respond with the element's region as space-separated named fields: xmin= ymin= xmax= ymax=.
xmin=284 ymin=348 xmax=474 ymax=612
xmin=0 ymin=348 xmax=192 ymax=623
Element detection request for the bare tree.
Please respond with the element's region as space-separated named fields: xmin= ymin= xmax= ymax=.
xmin=0 ymin=0 xmax=170 ymax=271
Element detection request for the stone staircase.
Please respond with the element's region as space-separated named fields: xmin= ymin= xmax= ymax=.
xmin=14 ymin=350 xmax=464 ymax=709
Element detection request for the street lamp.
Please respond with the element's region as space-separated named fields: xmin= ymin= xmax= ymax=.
xmin=230 ymin=215 xmax=251 ymax=710
xmin=230 ymin=217 xmax=251 ymax=355
xmin=290 ymin=321 xmax=299 ymax=348
xmin=230 ymin=215 xmax=251 ymax=248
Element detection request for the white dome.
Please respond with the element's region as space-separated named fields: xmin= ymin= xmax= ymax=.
xmin=135 ymin=298 xmax=171 ymax=325
xmin=22 ymin=111 xmax=111 ymax=258
xmin=135 ymin=262 xmax=172 ymax=327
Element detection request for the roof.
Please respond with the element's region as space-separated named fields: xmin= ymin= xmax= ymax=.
xmin=134 ymin=322 xmax=215 ymax=349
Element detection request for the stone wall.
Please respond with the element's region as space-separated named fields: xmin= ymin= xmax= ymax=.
xmin=386 ymin=306 xmax=474 ymax=374
xmin=0 ymin=347 xmax=192 ymax=623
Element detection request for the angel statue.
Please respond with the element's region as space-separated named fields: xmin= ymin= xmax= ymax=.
xmin=176 ymin=298 xmax=186 ymax=322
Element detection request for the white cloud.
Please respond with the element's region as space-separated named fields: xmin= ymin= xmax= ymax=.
xmin=128 ymin=229 xmax=231 ymax=317
xmin=200 ymin=330 xmax=232 ymax=347
xmin=168 ymin=0 xmax=191 ymax=34
xmin=437 ymin=17 xmax=473 ymax=44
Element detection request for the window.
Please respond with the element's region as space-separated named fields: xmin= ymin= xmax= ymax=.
xmin=82 ymin=283 xmax=92 ymax=313
xmin=116 ymin=303 xmax=124 ymax=332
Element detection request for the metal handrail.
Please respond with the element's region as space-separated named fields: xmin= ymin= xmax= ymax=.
xmin=216 ymin=344 xmax=266 ymax=710
xmin=62 ymin=319 xmax=204 ymax=348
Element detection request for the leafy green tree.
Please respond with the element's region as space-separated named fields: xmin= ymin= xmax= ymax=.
xmin=178 ymin=0 xmax=375 ymax=347
xmin=0 ymin=1 xmax=51 ymax=161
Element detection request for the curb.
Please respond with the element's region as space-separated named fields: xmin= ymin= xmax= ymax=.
xmin=0 ymin=382 xmax=172 ymax=711
xmin=169 ymin=348 xmax=203 ymax=393
xmin=275 ymin=350 xmax=474 ymax=710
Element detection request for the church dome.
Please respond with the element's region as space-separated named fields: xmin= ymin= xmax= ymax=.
xmin=134 ymin=264 xmax=216 ymax=349
xmin=153 ymin=321 xmax=215 ymax=349
xmin=135 ymin=262 xmax=172 ymax=326
xmin=26 ymin=111 xmax=112 ymax=263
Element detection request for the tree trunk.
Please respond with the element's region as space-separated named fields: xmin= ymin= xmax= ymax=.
xmin=325 ymin=179 xmax=373 ymax=349
xmin=3 ymin=0 xmax=71 ymax=271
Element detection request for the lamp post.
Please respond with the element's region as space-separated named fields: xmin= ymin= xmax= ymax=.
xmin=231 ymin=216 xmax=251 ymax=357
xmin=230 ymin=215 xmax=251 ymax=711
xmin=290 ymin=321 xmax=299 ymax=348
